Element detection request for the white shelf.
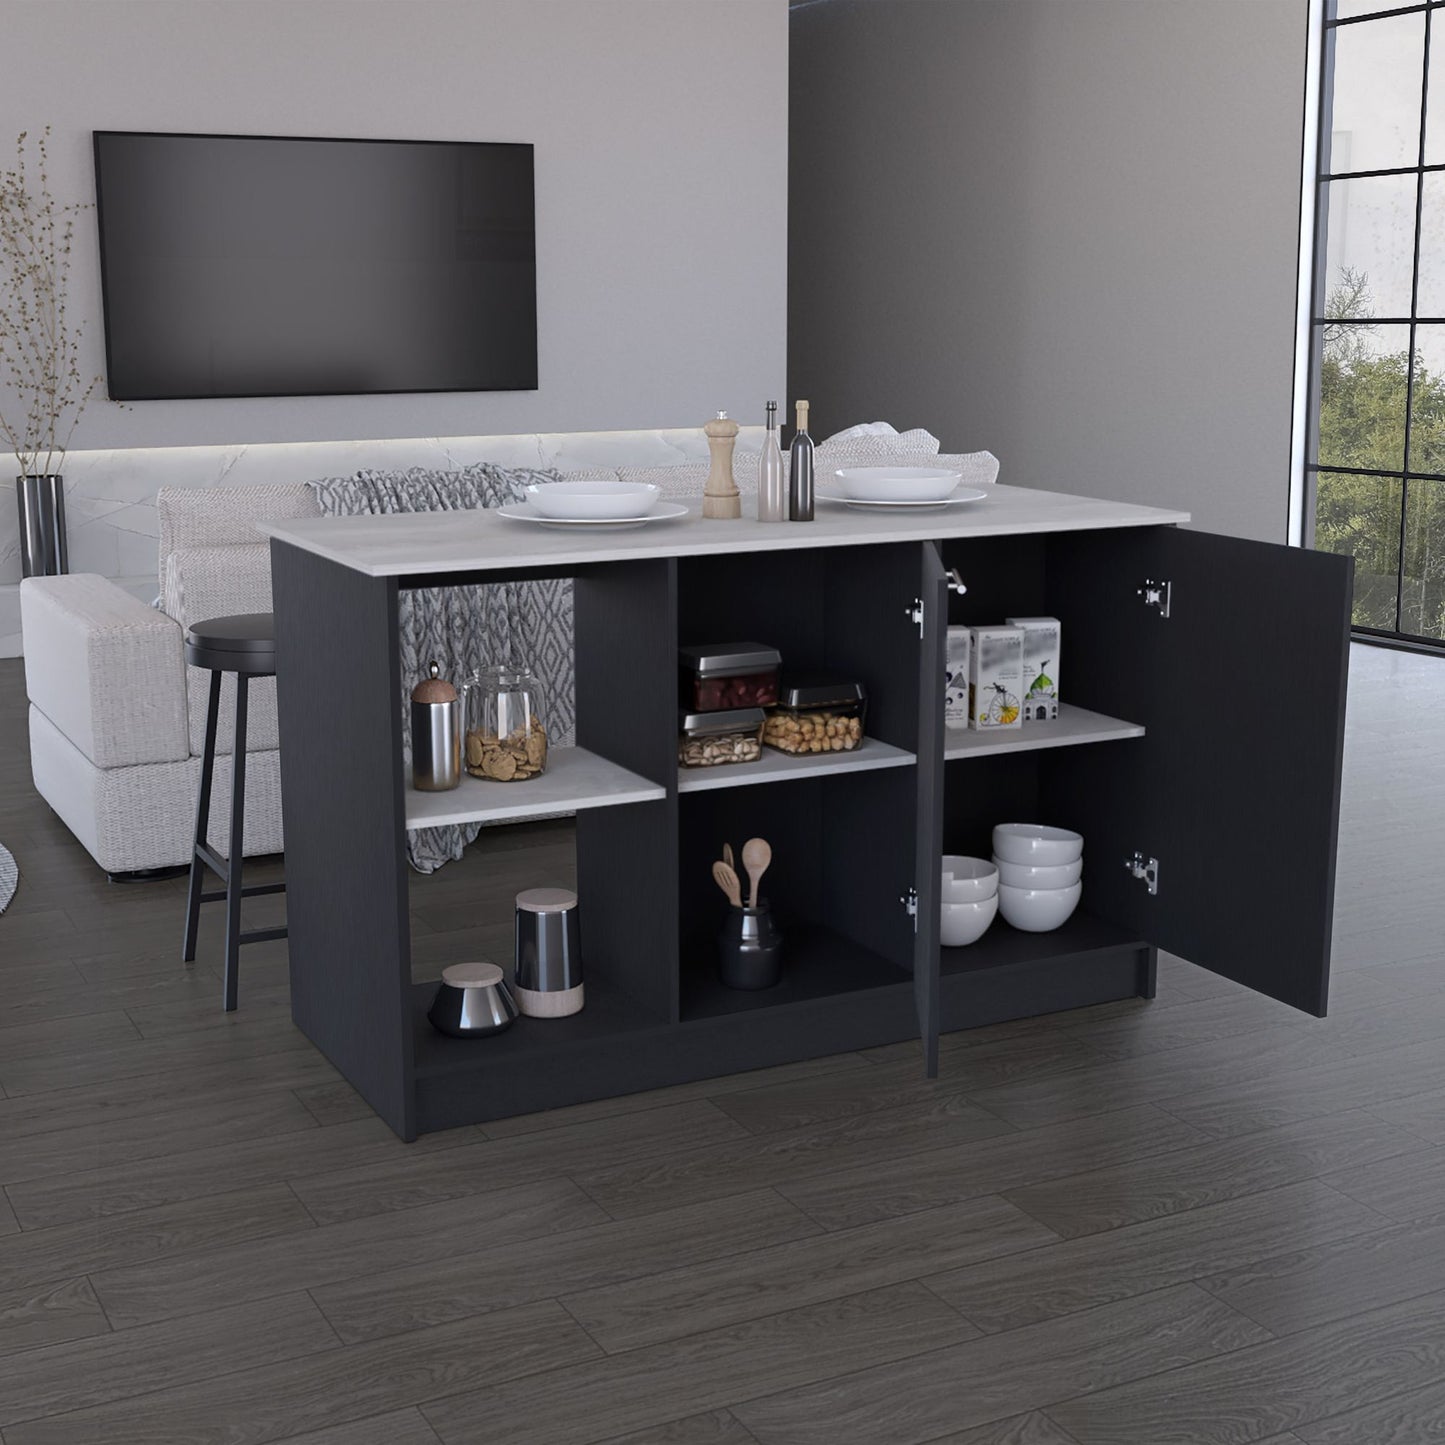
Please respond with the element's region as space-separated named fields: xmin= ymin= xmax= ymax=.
xmin=943 ymin=703 xmax=1145 ymax=761
xmin=405 ymin=746 xmax=665 ymax=828
xmin=677 ymin=737 xmax=916 ymax=793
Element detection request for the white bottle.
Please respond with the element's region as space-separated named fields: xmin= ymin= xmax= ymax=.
xmin=758 ymin=400 xmax=786 ymax=522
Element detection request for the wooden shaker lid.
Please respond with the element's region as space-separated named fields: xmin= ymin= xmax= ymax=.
xmin=412 ymin=660 xmax=458 ymax=704
xmin=516 ymin=887 xmax=578 ymax=914
xmin=441 ymin=961 xmax=504 ymax=988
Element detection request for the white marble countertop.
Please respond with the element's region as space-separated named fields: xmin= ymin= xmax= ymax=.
xmin=258 ymin=484 xmax=1191 ymax=578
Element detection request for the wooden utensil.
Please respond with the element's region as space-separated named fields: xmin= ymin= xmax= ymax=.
xmin=722 ymin=842 xmax=735 ymax=872
xmin=712 ymin=860 xmax=743 ymax=908
xmin=741 ymin=837 xmax=772 ymax=907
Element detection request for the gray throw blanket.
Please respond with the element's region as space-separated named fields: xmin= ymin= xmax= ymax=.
xmin=308 ymin=463 xmax=578 ymax=873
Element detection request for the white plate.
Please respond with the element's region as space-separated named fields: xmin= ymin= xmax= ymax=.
xmin=815 ymin=485 xmax=989 ymax=513
xmin=496 ymin=500 xmax=690 ymax=531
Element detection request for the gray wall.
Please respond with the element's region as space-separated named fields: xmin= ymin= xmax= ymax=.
xmin=789 ymin=0 xmax=1309 ymax=543
xmin=0 ymin=0 xmax=788 ymax=449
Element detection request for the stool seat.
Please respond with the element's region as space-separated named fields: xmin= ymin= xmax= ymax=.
xmin=185 ymin=613 xmax=276 ymax=675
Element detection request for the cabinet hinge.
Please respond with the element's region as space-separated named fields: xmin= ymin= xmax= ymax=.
xmin=1124 ymin=852 xmax=1160 ymax=895
xmin=901 ymin=886 xmax=920 ymax=932
xmin=1138 ymin=578 xmax=1172 ymax=617
xmin=905 ymin=599 xmax=925 ymax=638
xmin=946 ymin=568 xmax=968 ymax=596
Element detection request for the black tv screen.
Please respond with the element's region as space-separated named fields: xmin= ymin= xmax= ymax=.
xmin=93 ymin=131 xmax=537 ymax=400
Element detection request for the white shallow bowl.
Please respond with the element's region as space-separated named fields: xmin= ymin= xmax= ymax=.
xmin=993 ymin=856 xmax=1082 ymax=890
xmin=833 ymin=466 xmax=963 ymax=503
xmin=941 ymin=893 xmax=999 ymax=947
xmin=992 ymin=823 xmax=1084 ymax=867
xmin=524 ymin=480 xmax=661 ymax=520
xmin=997 ymin=881 xmax=1082 ymax=932
xmin=941 ymin=856 xmax=998 ymax=903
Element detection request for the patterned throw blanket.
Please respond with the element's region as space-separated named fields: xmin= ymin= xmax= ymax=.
xmin=308 ymin=463 xmax=578 ymax=873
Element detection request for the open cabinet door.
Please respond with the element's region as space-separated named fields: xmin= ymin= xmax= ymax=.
xmin=1045 ymin=527 xmax=1352 ymax=1016
xmin=914 ymin=542 xmax=950 ymax=1072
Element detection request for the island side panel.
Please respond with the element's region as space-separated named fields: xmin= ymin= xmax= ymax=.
xmin=574 ymin=558 xmax=680 ymax=1024
xmin=271 ymin=541 xmax=415 ymax=1140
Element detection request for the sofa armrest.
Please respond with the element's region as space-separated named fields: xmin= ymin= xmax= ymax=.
xmin=20 ymin=575 xmax=191 ymax=767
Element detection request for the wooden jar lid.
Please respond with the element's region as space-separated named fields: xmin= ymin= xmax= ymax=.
xmin=516 ymin=887 xmax=578 ymax=914
xmin=441 ymin=961 xmax=504 ymax=988
xmin=412 ymin=661 xmax=458 ymax=704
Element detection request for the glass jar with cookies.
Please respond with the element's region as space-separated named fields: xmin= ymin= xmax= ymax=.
xmin=464 ymin=665 xmax=548 ymax=783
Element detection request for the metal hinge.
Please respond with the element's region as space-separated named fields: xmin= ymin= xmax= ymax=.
xmin=946 ymin=568 xmax=968 ymax=596
xmin=1138 ymin=579 xmax=1172 ymax=617
xmin=906 ymin=598 xmax=925 ymax=638
xmin=1125 ymin=852 xmax=1160 ymax=895
xmin=901 ymin=886 xmax=919 ymax=932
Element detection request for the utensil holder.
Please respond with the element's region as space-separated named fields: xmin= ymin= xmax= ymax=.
xmin=718 ymin=901 xmax=783 ymax=990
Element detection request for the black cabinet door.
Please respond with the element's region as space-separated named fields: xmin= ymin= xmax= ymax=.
xmin=1045 ymin=527 xmax=1352 ymax=1016
xmin=914 ymin=542 xmax=949 ymax=1072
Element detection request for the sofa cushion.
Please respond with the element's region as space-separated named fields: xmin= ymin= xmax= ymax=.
xmin=157 ymin=483 xmax=320 ymax=561
xmin=163 ymin=543 xmax=277 ymax=756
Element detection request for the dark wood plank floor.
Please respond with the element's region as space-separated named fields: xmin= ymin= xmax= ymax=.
xmin=1 ymin=642 xmax=1442 ymax=1444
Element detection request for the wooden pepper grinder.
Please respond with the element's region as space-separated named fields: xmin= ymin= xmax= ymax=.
xmin=702 ymin=410 xmax=742 ymax=520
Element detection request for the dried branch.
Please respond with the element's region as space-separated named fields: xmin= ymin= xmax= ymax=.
xmin=0 ymin=126 xmax=104 ymax=476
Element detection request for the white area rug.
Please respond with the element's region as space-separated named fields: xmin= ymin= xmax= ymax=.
xmin=0 ymin=843 xmax=17 ymax=914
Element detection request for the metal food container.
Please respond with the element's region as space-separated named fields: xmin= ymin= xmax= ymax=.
xmin=679 ymin=642 xmax=781 ymax=712
xmin=514 ymin=888 xmax=583 ymax=1017
xmin=411 ymin=661 xmax=462 ymax=791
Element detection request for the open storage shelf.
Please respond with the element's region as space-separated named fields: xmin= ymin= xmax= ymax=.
xmin=941 ymin=910 xmax=1142 ymax=976
xmin=411 ymin=973 xmax=663 ymax=1077
xmin=404 ymin=746 xmax=664 ymax=828
xmin=677 ymin=737 xmax=914 ymax=793
xmin=943 ymin=704 xmax=1144 ymax=761
xmin=681 ymin=923 xmax=912 ymax=1021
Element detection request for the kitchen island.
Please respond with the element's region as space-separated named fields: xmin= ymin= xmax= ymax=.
xmin=264 ymin=484 xmax=1352 ymax=1140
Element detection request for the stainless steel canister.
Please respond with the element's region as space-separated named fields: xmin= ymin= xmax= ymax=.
xmin=411 ymin=661 xmax=462 ymax=791
xmin=513 ymin=888 xmax=583 ymax=1017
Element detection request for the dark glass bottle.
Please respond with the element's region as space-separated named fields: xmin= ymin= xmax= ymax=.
xmin=788 ymin=399 xmax=814 ymax=522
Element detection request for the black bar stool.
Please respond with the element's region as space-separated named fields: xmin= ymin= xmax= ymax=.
xmin=182 ymin=612 xmax=287 ymax=1011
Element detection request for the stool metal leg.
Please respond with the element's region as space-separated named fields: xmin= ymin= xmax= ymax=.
xmin=183 ymin=670 xmax=223 ymax=964
xmin=224 ymin=674 xmax=249 ymax=1013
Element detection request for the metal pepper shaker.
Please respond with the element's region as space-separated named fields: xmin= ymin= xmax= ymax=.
xmin=410 ymin=661 xmax=462 ymax=791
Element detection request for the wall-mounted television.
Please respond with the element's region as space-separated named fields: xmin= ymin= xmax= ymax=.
xmin=93 ymin=131 xmax=537 ymax=401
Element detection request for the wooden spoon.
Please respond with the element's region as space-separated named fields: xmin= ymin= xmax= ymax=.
xmin=712 ymin=860 xmax=743 ymax=908
xmin=741 ymin=837 xmax=772 ymax=908
xmin=722 ymin=842 xmax=735 ymax=872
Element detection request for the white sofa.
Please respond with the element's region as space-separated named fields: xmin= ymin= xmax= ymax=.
xmin=21 ymin=428 xmax=975 ymax=875
xmin=22 ymin=483 xmax=320 ymax=874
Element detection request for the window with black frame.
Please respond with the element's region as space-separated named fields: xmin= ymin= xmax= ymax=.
xmin=1309 ymin=0 xmax=1445 ymax=643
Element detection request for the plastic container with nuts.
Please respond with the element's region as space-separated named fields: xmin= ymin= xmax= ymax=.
xmin=762 ymin=677 xmax=867 ymax=756
xmin=678 ymin=707 xmax=765 ymax=769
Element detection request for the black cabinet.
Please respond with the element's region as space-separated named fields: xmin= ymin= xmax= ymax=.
xmin=272 ymin=520 xmax=1352 ymax=1140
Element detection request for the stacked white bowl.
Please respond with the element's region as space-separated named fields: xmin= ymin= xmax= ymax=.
xmin=992 ymin=824 xmax=1083 ymax=932
xmin=940 ymin=855 xmax=999 ymax=946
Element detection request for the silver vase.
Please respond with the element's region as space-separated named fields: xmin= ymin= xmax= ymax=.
xmin=15 ymin=474 xmax=68 ymax=578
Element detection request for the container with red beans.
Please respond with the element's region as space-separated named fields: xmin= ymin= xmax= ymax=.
xmin=679 ymin=643 xmax=782 ymax=713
